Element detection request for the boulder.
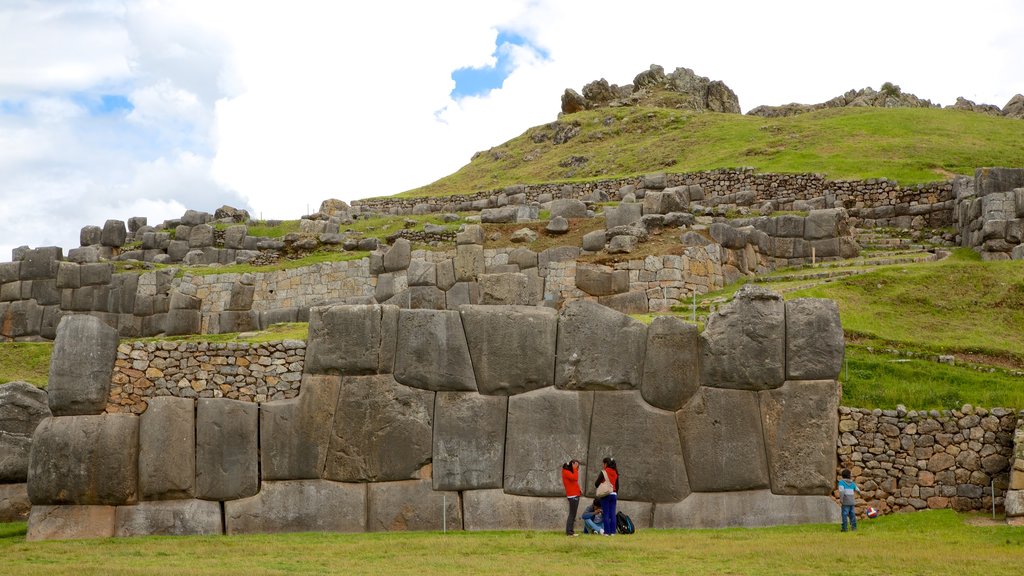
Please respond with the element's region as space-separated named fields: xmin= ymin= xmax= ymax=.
xmin=586 ymin=391 xmax=689 ymax=502
xmin=27 ymin=505 xmax=116 ymax=541
xmin=604 ymin=203 xmax=643 ymax=229
xmin=28 ymin=414 xmax=139 ymax=505
xmin=374 ymin=272 xmax=407 ymax=303
xmin=436 ymin=259 xmax=456 ymax=290
xmin=574 ymin=264 xmax=628 ymax=296
xmin=305 ymin=304 xmax=399 ymax=375
xmin=0 ymin=381 xmax=51 ymax=482
xmin=701 ymin=285 xmax=785 ymax=390
xmin=511 ymin=227 xmax=538 ymax=243
xmin=460 ymin=305 xmax=557 ymax=396
xmin=503 ymin=388 xmax=593 ymax=496
xmin=463 ymin=489 xmax=566 ymax=531
xmin=598 ymin=291 xmax=649 ymax=314
xmin=478 ymin=273 xmax=533 ymax=305
xmin=454 ymin=244 xmax=485 ymax=281
xmin=139 ymin=396 xmax=195 ymax=500
xmin=445 ymin=281 xmax=480 ymax=309
xmin=641 ymin=316 xmax=701 ymax=411
xmin=607 ymin=235 xmax=638 ymax=253
xmin=188 ymin=224 xmax=214 ymax=248
xmin=324 ymin=375 xmax=434 ymax=482
xmin=406 ymin=260 xmax=437 ymax=287
xmin=508 ymin=248 xmax=538 ymax=270
xmin=261 ymin=375 xmax=341 ymax=480
xmin=80 ymin=225 xmax=102 ymax=246
xmin=456 ymin=224 xmax=485 ymax=246
xmin=554 ymin=300 xmax=647 ymax=390
xmin=786 ymin=298 xmax=844 ymax=380
xmin=432 ymin=392 xmax=507 ymax=491
xmin=759 ymin=380 xmax=840 ymax=495
xmin=19 ymin=246 xmax=62 ymax=280
xmin=100 ymin=219 xmax=127 ymax=247
xmin=975 ymin=167 xmax=1024 ymax=197
xmin=367 ymin=479 xmax=462 ymax=532
xmin=480 ymin=206 xmax=519 ymax=223
xmin=545 ymin=216 xmax=570 ymax=234
xmin=114 ymin=499 xmax=223 ymax=537
xmin=393 ymin=309 xmax=476 ymax=391
xmin=653 ymin=491 xmax=839 ymax=528
xmin=582 ymin=229 xmax=607 ymax=251
xmin=549 ymin=199 xmax=588 ymax=219
xmin=225 ymin=480 xmax=367 ymax=534
xmin=383 ymin=238 xmax=412 ymax=272
xmin=408 ymin=285 xmax=446 ymax=309
xmin=804 ymin=209 xmax=845 ymax=240
xmin=0 ymin=483 xmax=30 ymax=522
xmin=195 ymin=399 xmax=259 ymax=501
xmin=677 ymin=387 xmax=770 ymax=492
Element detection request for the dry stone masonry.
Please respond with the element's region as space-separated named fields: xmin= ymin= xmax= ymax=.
xmin=953 ymin=167 xmax=1024 ymax=260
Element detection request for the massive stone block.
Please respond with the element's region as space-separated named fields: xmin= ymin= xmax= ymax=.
xmin=165 ymin=309 xmax=201 ymax=336
xmin=262 ymin=374 xmax=341 ymax=480
xmin=383 ymin=238 xmax=412 ymax=272
xmin=305 ymin=304 xmax=399 ymax=375
xmin=46 ymin=315 xmax=118 ymax=416
xmin=114 ymin=499 xmax=223 ymax=537
xmin=445 ymin=281 xmax=480 ymax=309
xmin=652 ymin=491 xmax=839 ymax=529
xmin=975 ymin=167 xmax=1024 ymax=197
xmin=677 ymin=387 xmax=769 ymax=492
xmin=586 ymin=391 xmax=688 ymax=502
xmin=367 ymin=479 xmax=462 ymax=532
xmin=605 ymin=203 xmax=643 ymax=229
xmin=28 ymin=414 xmax=139 ymax=505
xmin=324 ymin=375 xmax=433 ymax=482
xmin=555 ymin=300 xmax=647 ymax=390
xmin=139 ymin=396 xmax=195 ymax=500
xmin=0 ymin=381 xmax=51 ymax=482
xmin=27 ymin=505 xmax=116 ymax=541
xmin=549 ymin=199 xmax=588 ymax=219
xmin=0 ymin=483 xmax=30 ymax=522
xmin=803 ymin=209 xmax=844 ymax=240
xmin=463 ymin=489 xmax=566 ymax=531
xmin=759 ymin=380 xmax=839 ymax=495
xmin=433 ymin=392 xmax=507 ymax=491
xmin=195 ymin=399 xmax=259 ymax=501
xmin=101 ymin=219 xmax=127 ymax=247
xmin=785 ymin=298 xmax=844 ymax=381
xmin=225 ymin=480 xmax=366 ymax=534
xmin=408 ymin=285 xmax=446 ymax=309
xmin=20 ymin=246 xmax=62 ymax=280
xmin=641 ymin=316 xmax=700 ymax=412
xmin=406 ymin=260 xmax=437 ymax=286
xmin=454 ymin=244 xmax=485 ymax=281
xmin=701 ymin=285 xmax=785 ymax=391
xmin=460 ymin=305 xmax=557 ymax=396
xmin=574 ymin=265 xmax=629 ymax=296
xmin=504 ymin=387 xmax=593 ymax=497
xmin=393 ymin=309 xmax=476 ymax=391
xmin=478 ymin=273 xmax=533 ymax=305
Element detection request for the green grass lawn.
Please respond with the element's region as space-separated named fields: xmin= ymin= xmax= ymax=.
xmin=1 ymin=510 xmax=1021 ymax=575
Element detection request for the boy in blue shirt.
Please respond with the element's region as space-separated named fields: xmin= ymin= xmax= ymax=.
xmin=838 ymin=469 xmax=861 ymax=532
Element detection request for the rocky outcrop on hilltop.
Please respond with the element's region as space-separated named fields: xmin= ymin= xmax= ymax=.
xmin=1002 ymin=94 xmax=1024 ymax=119
xmin=747 ymin=83 xmax=938 ymax=118
xmin=561 ymin=64 xmax=740 ymax=115
xmin=949 ymin=96 xmax=1003 ymax=116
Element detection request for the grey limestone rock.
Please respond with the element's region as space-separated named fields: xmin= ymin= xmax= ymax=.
xmin=195 ymin=399 xmax=259 ymax=501
xmin=139 ymin=396 xmax=195 ymax=500
xmin=460 ymin=305 xmax=557 ymax=396
xmin=101 ymin=220 xmax=127 ymax=247
xmin=394 ymin=309 xmax=476 ymax=391
xmin=406 ymin=259 xmax=437 ymax=286
xmin=408 ymin=285 xmax=446 ymax=309
xmin=478 ymin=273 xmax=533 ymax=305
xmin=555 ymin=300 xmax=646 ymax=390
xmin=374 ymin=272 xmax=407 ymax=303
xmin=641 ymin=316 xmax=700 ymax=412
xmin=462 ymin=489 xmax=565 ymax=531
xmin=598 ymin=290 xmax=649 ymax=314
xmin=804 ymin=209 xmax=845 ymax=240
xmin=383 ymin=238 xmax=412 ymax=272
xmin=786 ymin=298 xmax=844 ymax=380
xmin=511 ymin=227 xmax=538 ymax=243
xmin=305 ymin=304 xmax=399 ymax=375
xmin=759 ymin=380 xmax=840 ymax=495
xmin=587 ymin=391 xmax=689 ymax=502
xmin=80 ymin=225 xmax=102 ymax=246
xmin=574 ymin=264 xmax=628 ymax=296
xmin=0 ymin=483 xmax=31 ymax=522
xmin=0 ymin=381 xmax=51 ymax=482
xmin=367 ymin=479 xmax=462 ymax=532
xmin=180 ymin=209 xmax=211 ymax=226
xmin=480 ymin=206 xmax=519 ymax=223
xmin=457 ymin=224 xmax=485 ymax=245
xmin=324 ymin=374 xmax=433 ymax=482
xmin=677 ymin=387 xmax=769 ymax=492
xmin=20 ymin=247 xmax=62 ymax=280
xmin=432 ymin=392 xmax=507 ymax=491
xmin=27 ymin=504 xmax=116 ymax=541
xmin=653 ymin=491 xmax=839 ymax=529
xmin=604 ymin=203 xmax=643 ymax=229
xmin=582 ymin=229 xmax=606 ymax=251
xmin=445 ymin=281 xmax=480 ymax=309
xmin=114 ymin=499 xmax=223 ymax=537
xmin=47 ymin=315 xmax=118 ymax=416
xmin=28 ymin=414 xmax=139 ymax=505
xmin=503 ymin=387 xmax=593 ymax=496
xmin=188 ymin=224 xmax=214 ymax=248
xmin=454 ymin=244 xmax=484 ymax=281
xmin=261 ymin=374 xmax=342 ymax=480
xmin=607 ymin=235 xmax=638 ymax=253
xmin=701 ymin=285 xmax=785 ymax=391
xmin=679 ymin=231 xmax=710 ymax=247
xmin=225 ymin=479 xmax=367 ymax=534
xmin=508 ymin=247 xmax=538 ymax=269
xmin=436 ymin=258 xmax=456 ymax=290
xmin=549 ymin=199 xmax=588 ymax=219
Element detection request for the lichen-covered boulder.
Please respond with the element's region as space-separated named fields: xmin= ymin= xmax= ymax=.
xmin=47 ymin=315 xmax=118 ymax=416
xmin=324 ymin=375 xmax=433 ymax=482
xmin=114 ymin=499 xmax=223 ymax=537
xmin=555 ymin=300 xmax=647 ymax=390
xmin=195 ymin=399 xmax=258 ymax=501
xmin=28 ymin=414 xmax=139 ymax=505
xmin=305 ymin=304 xmax=399 ymax=375
xmin=785 ymin=298 xmax=844 ymax=380
xmin=139 ymin=396 xmax=195 ymax=500
xmin=433 ymin=392 xmax=507 ymax=491
xmin=0 ymin=381 xmax=51 ymax=482
xmin=393 ymin=309 xmax=476 ymax=392
xmin=225 ymin=480 xmax=367 ymax=534
xmin=504 ymin=388 xmax=593 ymax=496
xmin=641 ymin=316 xmax=700 ymax=411
xmin=367 ymin=479 xmax=462 ymax=532
xmin=261 ymin=374 xmax=341 ymax=480
xmin=586 ymin=391 xmax=688 ymax=502
xmin=460 ymin=305 xmax=556 ymax=396
xmin=759 ymin=380 xmax=839 ymax=495
xmin=700 ymin=285 xmax=785 ymax=391
xmin=677 ymin=387 xmax=769 ymax=492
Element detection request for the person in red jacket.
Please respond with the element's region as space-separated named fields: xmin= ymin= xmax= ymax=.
xmin=561 ymin=459 xmax=582 ymax=536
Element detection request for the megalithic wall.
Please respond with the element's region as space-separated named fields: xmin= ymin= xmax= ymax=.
xmin=24 ymin=286 xmax=844 ymax=540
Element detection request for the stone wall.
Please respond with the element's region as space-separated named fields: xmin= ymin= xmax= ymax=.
xmin=837 ymin=406 xmax=1019 ymax=516
xmin=21 ymin=287 xmax=845 ymax=539
xmin=1006 ymin=419 xmax=1024 ymax=525
xmin=953 ymin=168 xmax=1024 ymax=260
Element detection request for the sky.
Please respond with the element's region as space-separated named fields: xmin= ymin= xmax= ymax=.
xmin=2 ymin=0 xmax=1023 ymax=262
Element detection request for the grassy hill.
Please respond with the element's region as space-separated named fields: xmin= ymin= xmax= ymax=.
xmin=402 ymin=103 xmax=1024 ymax=197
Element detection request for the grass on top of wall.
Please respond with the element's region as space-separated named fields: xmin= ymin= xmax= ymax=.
xmin=1 ymin=510 xmax=1022 ymax=576
xmin=0 ymin=342 xmax=51 ymax=387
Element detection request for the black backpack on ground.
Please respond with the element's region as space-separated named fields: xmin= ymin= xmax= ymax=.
xmin=616 ymin=511 xmax=635 ymax=534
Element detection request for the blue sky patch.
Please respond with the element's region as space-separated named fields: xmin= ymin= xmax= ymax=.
xmin=450 ymin=30 xmax=549 ymax=100
xmin=72 ymin=93 xmax=134 ymax=115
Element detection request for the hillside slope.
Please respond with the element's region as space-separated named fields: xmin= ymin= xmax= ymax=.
xmin=403 ymin=104 xmax=1024 ymax=197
